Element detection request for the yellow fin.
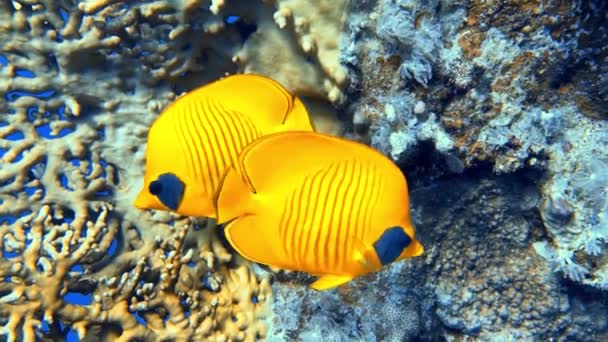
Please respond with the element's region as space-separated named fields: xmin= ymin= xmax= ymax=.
xmin=223 ymin=215 xmax=280 ymax=266
xmin=206 ymin=74 xmax=313 ymax=131
xmin=411 ymin=239 xmax=424 ymax=257
xmin=351 ymin=236 xmax=380 ymax=272
xmin=133 ymin=187 xmax=162 ymax=211
xmin=280 ymin=96 xmax=315 ymax=132
xmin=215 ymin=166 xmax=255 ymax=225
xmin=310 ymin=275 xmax=354 ymax=291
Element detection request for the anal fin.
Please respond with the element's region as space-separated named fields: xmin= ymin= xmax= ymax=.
xmin=310 ymin=275 xmax=353 ymax=291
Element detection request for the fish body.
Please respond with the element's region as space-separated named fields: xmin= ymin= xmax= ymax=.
xmin=215 ymin=131 xmax=424 ymax=290
xmin=134 ymin=74 xmax=314 ymax=217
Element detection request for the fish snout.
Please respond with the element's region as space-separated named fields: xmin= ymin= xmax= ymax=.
xmin=133 ymin=186 xmax=155 ymax=209
xmin=410 ymin=239 xmax=424 ymax=257
xmin=407 ymin=222 xmax=424 ymax=257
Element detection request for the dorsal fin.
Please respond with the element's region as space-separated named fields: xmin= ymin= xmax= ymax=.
xmin=233 ymin=132 xmax=347 ymax=193
xmin=205 ymin=74 xmax=295 ymax=127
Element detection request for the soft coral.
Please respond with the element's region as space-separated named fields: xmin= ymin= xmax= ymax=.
xmin=572 ymin=158 xmax=608 ymax=212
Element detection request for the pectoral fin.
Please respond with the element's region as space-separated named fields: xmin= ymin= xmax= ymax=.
xmin=310 ymin=275 xmax=354 ymax=291
xmin=215 ymin=166 xmax=255 ymax=224
xmin=351 ymin=236 xmax=380 ymax=272
xmin=224 ymin=214 xmax=278 ymax=267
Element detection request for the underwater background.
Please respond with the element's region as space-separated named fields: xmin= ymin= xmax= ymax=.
xmin=1 ymin=0 xmax=608 ymax=341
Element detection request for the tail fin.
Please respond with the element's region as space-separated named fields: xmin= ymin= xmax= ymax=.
xmin=214 ymin=166 xmax=255 ymax=224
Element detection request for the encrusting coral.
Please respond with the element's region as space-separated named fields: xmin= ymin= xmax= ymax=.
xmin=340 ymin=0 xmax=608 ymax=294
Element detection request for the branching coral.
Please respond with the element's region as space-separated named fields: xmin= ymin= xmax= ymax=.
xmin=0 ymin=1 xmax=295 ymax=340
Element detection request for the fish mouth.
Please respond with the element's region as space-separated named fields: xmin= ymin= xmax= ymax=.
xmin=412 ymin=240 xmax=424 ymax=256
xmin=133 ymin=188 xmax=151 ymax=209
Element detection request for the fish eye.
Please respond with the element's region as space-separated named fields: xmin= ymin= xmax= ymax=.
xmin=149 ymin=180 xmax=162 ymax=195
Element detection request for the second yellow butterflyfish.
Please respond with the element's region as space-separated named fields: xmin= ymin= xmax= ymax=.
xmin=133 ymin=74 xmax=314 ymax=217
xmin=215 ymin=131 xmax=424 ymax=291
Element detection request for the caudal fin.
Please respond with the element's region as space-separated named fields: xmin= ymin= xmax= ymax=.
xmin=214 ymin=166 xmax=255 ymax=224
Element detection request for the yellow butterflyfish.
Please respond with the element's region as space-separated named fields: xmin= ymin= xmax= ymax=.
xmin=133 ymin=74 xmax=314 ymax=217
xmin=215 ymin=131 xmax=424 ymax=291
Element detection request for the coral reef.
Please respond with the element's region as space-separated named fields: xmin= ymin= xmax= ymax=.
xmin=341 ymin=0 xmax=608 ymax=293
xmin=2 ymin=0 xmax=608 ymax=341
xmin=268 ymin=262 xmax=423 ymax=341
xmin=268 ymin=173 xmax=608 ymax=340
xmin=230 ymin=0 xmax=349 ymax=103
xmin=413 ymin=174 xmax=569 ymax=340
xmin=0 ymin=1 xmax=286 ymax=340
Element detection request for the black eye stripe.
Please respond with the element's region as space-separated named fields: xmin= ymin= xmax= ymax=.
xmin=373 ymin=226 xmax=412 ymax=266
xmin=149 ymin=180 xmax=162 ymax=195
xmin=150 ymin=173 xmax=186 ymax=211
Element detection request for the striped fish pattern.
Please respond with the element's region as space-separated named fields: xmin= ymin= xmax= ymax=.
xmin=278 ymin=159 xmax=382 ymax=273
xmin=134 ymin=74 xmax=314 ymax=218
xmin=215 ymin=131 xmax=424 ymax=291
xmin=170 ymin=98 xmax=261 ymax=198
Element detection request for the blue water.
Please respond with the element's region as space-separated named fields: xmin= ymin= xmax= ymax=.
xmin=58 ymin=8 xmax=69 ymax=22
xmin=59 ymin=174 xmax=74 ymax=191
xmin=14 ymin=68 xmax=36 ymax=78
xmin=5 ymin=89 xmax=55 ymax=101
xmin=24 ymin=226 xmax=32 ymax=247
xmin=70 ymin=264 xmax=84 ymax=273
xmin=108 ymin=239 xmax=118 ymax=257
xmin=36 ymin=123 xmax=75 ymax=139
xmin=57 ymin=105 xmax=67 ymax=120
xmin=59 ymin=321 xmax=80 ymax=342
xmin=26 ymin=106 xmax=38 ymax=120
xmin=63 ymin=291 xmax=92 ymax=305
xmin=226 ymin=15 xmax=239 ymax=24
xmin=133 ymin=312 xmax=147 ymax=326
xmin=40 ymin=319 xmax=50 ymax=333
xmin=69 ymin=158 xmax=93 ymax=176
xmin=0 ymin=215 xmax=16 ymax=226
xmin=5 ymin=130 xmax=24 ymax=140
xmin=1 ymin=245 xmax=18 ymax=259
